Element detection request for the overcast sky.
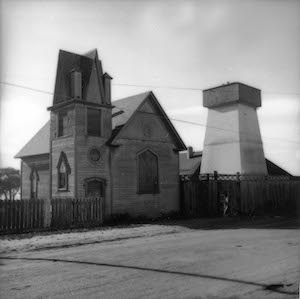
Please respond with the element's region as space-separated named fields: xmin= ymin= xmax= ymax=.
xmin=0 ymin=0 xmax=299 ymax=175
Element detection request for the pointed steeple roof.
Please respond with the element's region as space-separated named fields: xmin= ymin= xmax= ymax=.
xmin=84 ymin=49 xmax=98 ymax=59
xmin=51 ymin=49 xmax=107 ymax=106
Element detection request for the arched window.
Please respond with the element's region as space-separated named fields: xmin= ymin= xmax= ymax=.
xmin=137 ymin=149 xmax=159 ymax=194
xmin=57 ymin=152 xmax=71 ymax=191
xmin=30 ymin=168 xmax=39 ymax=199
xmin=84 ymin=177 xmax=105 ymax=198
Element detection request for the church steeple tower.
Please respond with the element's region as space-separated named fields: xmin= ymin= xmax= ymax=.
xmin=48 ymin=49 xmax=113 ymax=199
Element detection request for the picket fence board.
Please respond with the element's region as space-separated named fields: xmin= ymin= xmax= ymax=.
xmin=181 ymin=176 xmax=299 ymax=217
xmin=0 ymin=197 xmax=103 ymax=233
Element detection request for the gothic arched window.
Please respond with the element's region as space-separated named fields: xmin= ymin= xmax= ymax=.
xmin=57 ymin=152 xmax=71 ymax=191
xmin=137 ymin=149 xmax=159 ymax=194
xmin=30 ymin=168 xmax=39 ymax=199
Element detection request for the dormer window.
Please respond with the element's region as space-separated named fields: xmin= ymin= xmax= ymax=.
xmin=70 ymin=70 xmax=82 ymax=99
xmin=57 ymin=152 xmax=71 ymax=191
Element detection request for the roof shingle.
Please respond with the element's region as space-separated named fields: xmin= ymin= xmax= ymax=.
xmin=15 ymin=121 xmax=50 ymax=158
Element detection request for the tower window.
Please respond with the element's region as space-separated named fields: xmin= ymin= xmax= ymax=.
xmin=58 ymin=111 xmax=68 ymax=137
xmin=87 ymin=108 xmax=101 ymax=136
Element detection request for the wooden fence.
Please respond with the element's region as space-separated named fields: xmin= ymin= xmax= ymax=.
xmin=51 ymin=197 xmax=103 ymax=229
xmin=0 ymin=199 xmax=44 ymax=232
xmin=181 ymin=174 xmax=300 ymax=217
xmin=0 ymin=197 xmax=103 ymax=233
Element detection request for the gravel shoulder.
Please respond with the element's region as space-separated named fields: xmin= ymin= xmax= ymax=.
xmin=1 ymin=216 xmax=298 ymax=255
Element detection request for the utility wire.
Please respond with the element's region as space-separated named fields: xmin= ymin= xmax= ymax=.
xmin=1 ymin=81 xmax=300 ymax=145
xmin=112 ymin=83 xmax=204 ymax=91
xmin=2 ymin=80 xmax=300 ymax=96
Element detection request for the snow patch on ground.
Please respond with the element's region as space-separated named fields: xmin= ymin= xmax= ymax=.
xmin=0 ymin=225 xmax=190 ymax=254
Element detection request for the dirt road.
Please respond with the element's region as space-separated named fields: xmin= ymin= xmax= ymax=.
xmin=0 ymin=218 xmax=299 ymax=298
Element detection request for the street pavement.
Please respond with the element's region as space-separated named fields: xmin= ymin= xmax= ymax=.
xmin=0 ymin=219 xmax=299 ymax=298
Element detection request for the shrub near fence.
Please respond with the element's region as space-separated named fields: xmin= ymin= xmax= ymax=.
xmin=181 ymin=174 xmax=300 ymax=217
xmin=0 ymin=199 xmax=44 ymax=232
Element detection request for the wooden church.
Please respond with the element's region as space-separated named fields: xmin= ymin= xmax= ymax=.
xmin=16 ymin=49 xmax=186 ymax=218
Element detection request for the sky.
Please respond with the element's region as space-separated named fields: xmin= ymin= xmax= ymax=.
xmin=0 ymin=0 xmax=299 ymax=175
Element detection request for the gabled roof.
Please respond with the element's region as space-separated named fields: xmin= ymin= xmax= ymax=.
xmin=15 ymin=121 xmax=50 ymax=158
xmin=179 ymin=151 xmax=202 ymax=176
xmin=109 ymin=91 xmax=186 ymax=150
xmin=16 ymin=91 xmax=186 ymax=158
xmin=84 ymin=49 xmax=98 ymax=59
xmin=179 ymin=151 xmax=291 ymax=176
xmin=265 ymin=159 xmax=291 ymax=176
xmin=112 ymin=91 xmax=151 ymax=129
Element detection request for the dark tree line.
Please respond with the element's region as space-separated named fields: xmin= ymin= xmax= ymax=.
xmin=0 ymin=168 xmax=20 ymax=200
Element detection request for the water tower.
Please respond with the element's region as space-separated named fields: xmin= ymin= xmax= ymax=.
xmin=200 ymin=82 xmax=267 ymax=175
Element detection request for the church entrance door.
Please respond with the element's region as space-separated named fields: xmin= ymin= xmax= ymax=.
xmin=85 ymin=179 xmax=105 ymax=198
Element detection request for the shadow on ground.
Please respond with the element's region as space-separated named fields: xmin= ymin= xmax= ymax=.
xmin=155 ymin=216 xmax=300 ymax=230
xmin=0 ymin=256 xmax=298 ymax=296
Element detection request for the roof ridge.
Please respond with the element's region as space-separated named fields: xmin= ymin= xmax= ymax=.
xmin=112 ymin=91 xmax=152 ymax=104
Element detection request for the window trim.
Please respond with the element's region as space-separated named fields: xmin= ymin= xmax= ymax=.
xmin=84 ymin=177 xmax=106 ymax=198
xmin=57 ymin=110 xmax=68 ymax=137
xmin=30 ymin=167 xmax=39 ymax=199
xmin=136 ymin=148 xmax=160 ymax=194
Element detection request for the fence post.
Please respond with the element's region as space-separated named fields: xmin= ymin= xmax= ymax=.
xmin=236 ymin=172 xmax=241 ymax=215
xmin=264 ymin=175 xmax=269 ymax=213
xmin=43 ymin=197 xmax=51 ymax=228
xmin=213 ymin=171 xmax=219 ymax=216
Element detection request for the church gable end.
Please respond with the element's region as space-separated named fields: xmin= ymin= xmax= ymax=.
xmin=112 ymin=93 xmax=186 ymax=150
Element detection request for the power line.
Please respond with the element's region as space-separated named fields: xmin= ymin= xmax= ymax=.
xmin=113 ymin=106 xmax=300 ymax=145
xmin=2 ymin=80 xmax=300 ymax=96
xmin=112 ymin=83 xmax=203 ymax=91
xmin=1 ymin=81 xmax=300 ymax=145
xmin=1 ymin=81 xmax=54 ymax=96
xmin=113 ymin=82 xmax=300 ymax=96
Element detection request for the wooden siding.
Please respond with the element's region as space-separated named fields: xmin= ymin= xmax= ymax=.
xmin=74 ymin=104 xmax=112 ymax=218
xmin=51 ymin=136 xmax=75 ymax=197
xmin=111 ymin=140 xmax=180 ymax=217
xmin=110 ymin=99 xmax=181 ymax=217
xmin=116 ymin=107 xmax=173 ymax=144
xmin=21 ymin=155 xmax=50 ymax=200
